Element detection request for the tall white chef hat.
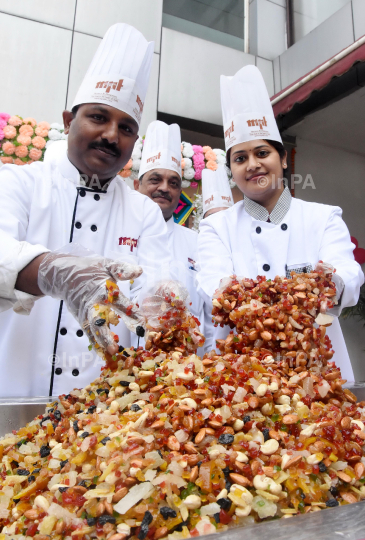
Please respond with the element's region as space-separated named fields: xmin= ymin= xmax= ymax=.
xmin=220 ymin=65 xmax=282 ymax=151
xmin=139 ymin=120 xmax=182 ymax=178
xmin=202 ymin=166 xmax=233 ymax=216
xmin=72 ymin=23 xmax=154 ymax=126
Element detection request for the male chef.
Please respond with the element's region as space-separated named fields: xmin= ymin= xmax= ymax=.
xmin=0 ymin=24 xmax=171 ymax=397
xmin=134 ymin=120 xmax=203 ymax=324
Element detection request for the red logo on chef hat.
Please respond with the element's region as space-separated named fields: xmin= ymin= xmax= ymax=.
xmin=351 ymin=237 xmax=365 ymax=264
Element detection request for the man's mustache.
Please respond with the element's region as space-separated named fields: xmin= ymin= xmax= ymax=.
xmin=153 ymin=191 xmax=172 ymax=202
xmin=88 ymin=141 xmax=121 ymax=158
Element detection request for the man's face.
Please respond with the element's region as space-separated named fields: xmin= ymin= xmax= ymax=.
xmin=63 ymin=104 xmax=139 ymax=181
xmin=134 ymin=168 xmax=182 ymax=220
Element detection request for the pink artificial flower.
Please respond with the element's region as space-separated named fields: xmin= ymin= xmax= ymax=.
xmin=29 ymin=147 xmax=42 ymax=161
xmin=15 ymin=145 xmax=28 ymax=158
xmin=192 ymin=145 xmax=203 ymax=153
xmin=206 ymin=160 xmax=218 ymax=171
xmin=202 ymin=146 xmax=212 ymax=153
xmin=0 ymin=113 xmax=10 ymax=123
xmin=23 ymin=117 xmax=37 ymax=127
xmin=35 ymin=126 xmax=49 ymax=138
xmin=191 ymin=182 xmax=198 ymax=188
xmin=0 ymin=129 xmax=4 ymax=141
xmin=124 ymin=159 xmax=133 ymax=170
xmin=31 ymin=136 xmax=46 ymax=149
xmin=0 ymin=156 xmax=13 ymax=164
xmin=2 ymin=141 xmax=15 ymax=155
xmin=119 ymin=169 xmax=132 ymax=178
xmin=37 ymin=121 xmax=51 ymax=130
xmin=205 ymin=150 xmax=217 ymax=161
xmin=0 ymin=119 xmax=7 ymax=129
xmin=19 ymin=124 xmax=34 ymax=136
xmin=14 ymin=158 xmax=26 ymax=166
xmin=3 ymin=125 xmax=17 ymax=139
xmin=8 ymin=115 xmax=22 ymax=127
xmin=17 ymin=134 xmax=32 ymax=146
xmin=192 ymin=153 xmax=205 ymax=167
xmin=194 ymin=169 xmax=203 ymax=181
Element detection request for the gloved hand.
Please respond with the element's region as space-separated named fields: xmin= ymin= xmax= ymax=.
xmin=38 ymin=247 xmax=144 ymax=354
xmin=314 ymin=261 xmax=344 ymax=315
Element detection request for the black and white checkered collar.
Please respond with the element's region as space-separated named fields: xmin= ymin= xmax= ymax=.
xmin=244 ymin=186 xmax=292 ymax=225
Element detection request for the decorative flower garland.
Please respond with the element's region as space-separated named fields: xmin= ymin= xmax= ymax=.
xmin=0 ymin=114 xmax=66 ymax=166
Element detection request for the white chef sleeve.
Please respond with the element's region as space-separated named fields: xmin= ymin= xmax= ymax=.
xmin=197 ymin=215 xmax=235 ymax=303
xmin=320 ymin=207 xmax=364 ymax=313
xmin=0 ymin=165 xmax=49 ymax=314
xmin=131 ymin=196 xmax=171 ymax=300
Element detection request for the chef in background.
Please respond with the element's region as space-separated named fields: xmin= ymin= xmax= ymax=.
xmin=202 ymin=166 xmax=234 ymax=219
xmin=0 ymin=24 xmax=171 ymax=398
xmin=197 ymin=65 xmax=364 ymax=381
xmin=134 ymin=120 xmax=204 ymax=328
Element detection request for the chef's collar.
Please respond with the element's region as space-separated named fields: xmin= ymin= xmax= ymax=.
xmin=166 ymin=215 xmax=175 ymax=233
xmin=56 ymin=146 xmax=116 ymax=193
xmin=244 ymin=185 xmax=291 ymax=225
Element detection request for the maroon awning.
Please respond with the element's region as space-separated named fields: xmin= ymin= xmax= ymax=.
xmin=272 ymin=39 xmax=365 ymax=117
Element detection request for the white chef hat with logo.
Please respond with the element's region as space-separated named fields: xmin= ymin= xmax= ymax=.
xmin=202 ymin=166 xmax=234 ymax=216
xmin=139 ymin=120 xmax=182 ymax=178
xmin=220 ymin=65 xmax=282 ymax=151
xmin=72 ymin=23 xmax=154 ymax=126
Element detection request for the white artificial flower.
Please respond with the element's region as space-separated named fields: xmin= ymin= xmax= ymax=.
xmin=182 ymin=143 xmax=194 ymax=158
xmin=216 ymin=154 xmax=226 ymax=164
xmin=183 ymin=157 xmax=192 ymax=169
xmin=181 ymin=180 xmax=191 ymax=188
xmin=130 ymin=170 xmax=139 ymax=181
xmin=135 ymin=137 xmax=143 ymax=148
xmin=48 ymin=129 xmax=63 ymax=141
xmin=183 ymin=167 xmax=195 ymax=180
xmin=50 ymin=123 xmax=64 ymax=131
xmin=45 ymin=140 xmax=55 ymax=148
xmin=229 ymin=179 xmax=236 ymax=188
xmin=132 ymin=158 xmax=141 ymax=171
xmin=132 ymin=147 xmax=142 ymax=160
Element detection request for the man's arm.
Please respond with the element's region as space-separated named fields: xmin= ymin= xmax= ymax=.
xmin=15 ymin=253 xmax=47 ymax=296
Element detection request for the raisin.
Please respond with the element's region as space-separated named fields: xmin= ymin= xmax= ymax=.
xmin=217 ymin=498 xmax=231 ymax=511
xmin=218 ymin=434 xmax=234 ymax=445
xmin=87 ymin=405 xmax=97 ymax=414
xmin=262 ymin=428 xmax=270 ymax=442
xmin=32 ymin=468 xmax=41 ymax=474
xmin=136 ymin=326 xmax=145 ymax=337
xmin=118 ymin=346 xmax=125 ymax=353
xmin=53 ymin=410 xmax=62 ymax=421
xmin=222 ymin=467 xmax=230 ymax=476
xmin=330 ymin=486 xmax=339 ymax=497
xmin=326 ymin=499 xmax=339 ymax=507
xmin=60 ymin=459 xmax=68 ymax=469
xmin=78 ymin=480 xmax=88 ymax=487
xmin=318 ymin=462 xmax=327 ymax=473
xmin=59 ymin=487 xmax=69 ymax=493
xmin=101 ymin=437 xmax=111 ymax=445
xmin=160 ymin=507 xmax=177 ymax=519
xmin=123 ymin=351 xmax=130 ymax=358
xmin=214 ymin=512 xmax=220 ymax=523
xmin=17 ymin=469 xmax=30 ymax=476
xmin=87 ymin=517 xmax=96 ymax=526
xmin=131 ymin=404 xmax=141 ymax=412
xmin=27 ymin=475 xmax=35 ymax=483
xmin=40 ymin=416 xmax=50 ymax=425
xmin=40 ymin=445 xmax=51 ymax=458
xmin=73 ymin=420 xmax=79 ymax=432
xmin=138 ymin=511 xmax=153 ymax=540
xmin=95 ymin=318 xmax=106 ymax=327
xmin=98 ymin=515 xmax=116 ymax=525
xmin=225 ymin=479 xmax=232 ymax=491
xmin=80 ymin=432 xmax=89 ymax=439
xmin=243 ymin=415 xmax=251 ymax=423
xmin=119 ymin=380 xmax=130 ymax=387
xmin=157 ymin=450 xmax=163 ymax=458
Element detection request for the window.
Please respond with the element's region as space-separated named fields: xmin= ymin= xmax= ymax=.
xmin=292 ymin=0 xmax=352 ymax=43
xmin=163 ymin=0 xmax=246 ymax=52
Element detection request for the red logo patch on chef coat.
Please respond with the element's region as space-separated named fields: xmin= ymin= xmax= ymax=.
xmin=118 ymin=237 xmax=139 ymax=252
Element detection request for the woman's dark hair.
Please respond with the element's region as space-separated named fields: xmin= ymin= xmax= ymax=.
xmin=225 ymin=139 xmax=286 ymax=170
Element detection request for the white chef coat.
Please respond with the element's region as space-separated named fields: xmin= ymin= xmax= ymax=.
xmin=0 ymin=145 xmax=170 ymax=398
xmin=166 ymin=217 xmax=203 ymax=321
xmin=197 ymin=196 xmax=364 ymax=382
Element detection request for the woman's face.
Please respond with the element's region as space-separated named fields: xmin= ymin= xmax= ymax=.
xmin=230 ymin=140 xmax=286 ymax=202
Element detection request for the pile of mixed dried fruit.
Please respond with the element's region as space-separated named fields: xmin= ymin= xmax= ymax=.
xmin=1 ymin=267 xmax=365 ymax=540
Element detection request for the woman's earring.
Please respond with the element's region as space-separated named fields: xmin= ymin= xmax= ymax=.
xmin=283 ymin=164 xmax=287 ymax=168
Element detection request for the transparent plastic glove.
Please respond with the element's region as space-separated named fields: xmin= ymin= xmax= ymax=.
xmin=38 ymin=246 xmax=144 ymax=354
xmin=141 ymin=280 xmax=189 ymax=330
xmin=315 ymin=261 xmax=344 ymax=315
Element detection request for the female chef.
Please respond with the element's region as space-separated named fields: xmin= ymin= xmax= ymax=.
xmin=197 ymin=65 xmax=364 ymax=381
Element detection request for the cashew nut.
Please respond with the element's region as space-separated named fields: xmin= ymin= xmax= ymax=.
xmin=300 ymin=423 xmax=316 ymax=437
xmin=256 ymin=384 xmax=268 ymax=397
xmin=236 ymin=451 xmax=249 ymax=463
xmin=260 ymin=439 xmax=279 ymax=455
xmin=276 ymin=395 xmax=290 ymax=405
xmin=184 ymin=495 xmax=201 ymax=509
xmin=253 ymin=475 xmax=282 ymax=495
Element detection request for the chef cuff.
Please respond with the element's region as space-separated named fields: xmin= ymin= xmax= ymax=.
xmin=0 ymin=242 xmax=49 ymax=314
xmin=328 ymin=273 xmax=345 ymax=317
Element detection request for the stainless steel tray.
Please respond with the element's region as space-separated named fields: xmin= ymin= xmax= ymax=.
xmin=1 ymin=386 xmax=365 ymax=540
